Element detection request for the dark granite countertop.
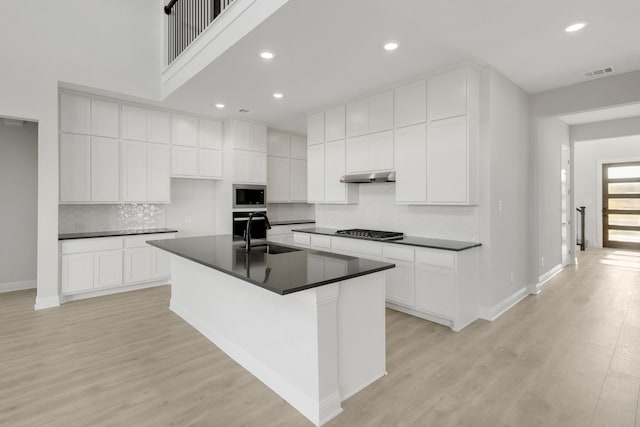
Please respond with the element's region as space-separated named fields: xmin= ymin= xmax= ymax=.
xmin=59 ymin=228 xmax=178 ymax=241
xmin=147 ymin=234 xmax=395 ymax=295
xmin=270 ymin=219 xmax=316 ymax=226
xmin=292 ymin=227 xmax=481 ymax=251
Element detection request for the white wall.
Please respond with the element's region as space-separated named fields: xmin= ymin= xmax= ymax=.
xmin=571 ymin=116 xmax=640 ymax=143
xmin=534 ymin=117 xmax=568 ymax=279
xmin=316 ymin=184 xmax=479 ymax=241
xmin=267 ymin=203 xmax=315 ymax=222
xmin=0 ymin=120 xmax=38 ymax=290
xmin=0 ymin=0 xmax=162 ymax=308
xmin=574 ymin=136 xmax=640 ymax=248
xmin=165 ymin=179 xmax=217 ymax=237
xmin=478 ymin=67 xmax=532 ymax=313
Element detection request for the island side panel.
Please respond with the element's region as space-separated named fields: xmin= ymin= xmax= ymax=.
xmin=168 ymin=255 xmax=342 ymax=426
xmin=337 ymin=271 xmax=386 ymax=399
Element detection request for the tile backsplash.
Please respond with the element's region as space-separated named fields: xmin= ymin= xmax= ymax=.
xmin=59 ymin=204 xmax=166 ymax=234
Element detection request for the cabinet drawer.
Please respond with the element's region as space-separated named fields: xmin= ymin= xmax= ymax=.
xmin=293 ymin=233 xmax=311 ymax=246
xmin=332 ymin=237 xmax=382 ymax=257
xmin=61 ymin=237 xmax=123 ymax=254
xmin=383 ymin=244 xmax=414 ymax=262
xmin=415 ymin=248 xmax=455 ymax=268
xmin=124 ymin=233 xmax=175 ymax=248
xmin=310 ymin=235 xmax=331 ymax=250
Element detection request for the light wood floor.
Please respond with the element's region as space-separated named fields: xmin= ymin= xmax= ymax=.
xmin=2 ymin=249 xmax=640 ymax=427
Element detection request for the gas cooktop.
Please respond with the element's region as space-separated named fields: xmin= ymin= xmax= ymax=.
xmin=335 ymin=229 xmax=404 ymax=241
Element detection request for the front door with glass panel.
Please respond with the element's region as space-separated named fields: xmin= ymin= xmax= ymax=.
xmin=603 ymin=162 xmax=640 ymax=249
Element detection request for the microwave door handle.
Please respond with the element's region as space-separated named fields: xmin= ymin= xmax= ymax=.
xmin=233 ymin=218 xmax=265 ymax=221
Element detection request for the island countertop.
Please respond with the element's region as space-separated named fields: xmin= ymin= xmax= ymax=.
xmin=147 ymin=234 xmax=395 ymax=295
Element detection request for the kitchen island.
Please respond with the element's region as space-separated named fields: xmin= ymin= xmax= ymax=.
xmin=147 ymin=235 xmax=395 ymax=426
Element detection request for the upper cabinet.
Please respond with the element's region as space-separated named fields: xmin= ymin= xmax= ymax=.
xmin=307 ymin=111 xmax=324 ymax=145
xmin=60 ymin=94 xmax=91 ymax=134
xmin=147 ymin=110 xmax=171 ymax=144
xmin=122 ymin=106 xmax=171 ymax=144
xmin=324 ymin=105 xmax=346 ymax=142
xmin=226 ymin=119 xmax=267 ymax=184
xmin=90 ymin=100 xmax=119 ymax=138
xmin=346 ymin=91 xmax=393 ymax=138
xmin=172 ymin=114 xmax=198 ymax=147
xmin=199 ymin=119 xmax=223 ymax=150
xmin=266 ymin=130 xmax=307 ymax=203
xmin=427 ymin=68 xmax=468 ymax=122
xmin=394 ymin=80 xmax=426 ymax=128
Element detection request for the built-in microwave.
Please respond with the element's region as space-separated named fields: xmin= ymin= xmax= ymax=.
xmin=233 ymin=184 xmax=267 ymax=209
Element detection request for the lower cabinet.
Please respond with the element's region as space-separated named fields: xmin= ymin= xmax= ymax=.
xmin=60 ymin=233 xmax=176 ymax=297
xmin=292 ymin=232 xmax=480 ymax=331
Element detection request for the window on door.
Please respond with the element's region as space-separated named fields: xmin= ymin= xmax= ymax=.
xmin=603 ymin=162 xmax=640 ymax=249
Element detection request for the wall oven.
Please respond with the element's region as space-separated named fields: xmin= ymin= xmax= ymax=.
xmin=233 ymin=184 xmax=266 ymax=209
xmin=232 ymin=211 xmax=267 ymax=241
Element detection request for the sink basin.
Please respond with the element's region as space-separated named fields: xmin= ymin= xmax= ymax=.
xmin=249 ymin=243 xmax=302 ymax=254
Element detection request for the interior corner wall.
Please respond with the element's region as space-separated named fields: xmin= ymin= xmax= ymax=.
xmin=479 ymin=67 xmax=532 ymax=312
xmin=535 ymin=117 xmax=568 ymax=279
xmin=0 ymin=0 xmax=163 ymax=307
xmin=165 ymin=179 xmax=218 ymax=238
xmin=0 ymin=120 xmax=38 ymax=288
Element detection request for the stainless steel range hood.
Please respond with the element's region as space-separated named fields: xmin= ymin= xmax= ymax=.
xmin=340 ymin=171 xmax=396 ymax=183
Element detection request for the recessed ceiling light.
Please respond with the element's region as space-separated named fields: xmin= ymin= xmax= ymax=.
xmin=260 ymin=50 xmax=275 ymax=60
xmin=273 ymin=93 xmax=283 ymax=99
xmin=565 ymin=22 xmax=587 ymax=32
xmin=383 ymin=41 xmax=399 ymax=51
xmin=215 ymin=103 xmax=225 ymax=109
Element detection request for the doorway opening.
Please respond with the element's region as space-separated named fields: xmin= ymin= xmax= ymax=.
xmin=602 ymin=161 xmax=640 ymax=250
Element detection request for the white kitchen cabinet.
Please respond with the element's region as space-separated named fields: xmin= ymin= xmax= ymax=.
xmin=199 ymin=119 xmax=223 ymax=149
xmin=147 ymin=143 xmax=171 ymax=202
xmin=124 ymin=247 xmax=153 ymax=284
xmin=369 ymin=91 xmax=394 ymax=133
xmin=60 ymin=133 xmax=91 ymax=202
xmin=324 ymin=105 xmax=346 ymax=142
xmin=346 ymin=98 xmax=368 ymax=138
xmin=152 ymin=248 xmax=172 ymax=279
xmin=94 ymin=250 xmax=124 ymax=288
xmin=172 ymin=114 xmax=198 ymax=147
xmin=60 ymin=94 xmax=91 ymax=134
xmin=251 ymin=123 xmax=268 ymax=152
xmin=147 ymin=110 xmax=171 ymax=144
xmin=121 ymin=105 xmax=147 ymax=141
xmin=91 ymin=137 xmax=120 ymax=202
xmin=307 ymin=144 xmax=325 ymax=202
xmin=61 ymin=253 xmax=94 ymax=293
xmin=427 ymin=68 xmax=468 ymax=122
xmin=199 ymin=148 xmax=223 ymax=179
xmin=290 ymin=135 xmax=307 ymax=159
xmin=427 ymin=116 xmax=468 ymax=204
xmin=234 ymin=151 xmax=266 ymax=184
xmin=290 ymin=159 xmax=307 ymax=202
xmin=324 ymin=140 xmax=347 ymax=202
xmin=267 ymin=156 xmax=290 ymax=202
xmin=91 ymin=99 xmax=119 ymax=138
xmin=394 ymin=80 xmax=426 ymax=128
xmin=230 ymin=120 xmax=252 ymax=150
xmin=383 ymin=244 xmax=415 ymax=306
xmin=346 ymin=130 xmax=393 ymax=173
xmin=414 ymin=259 xmax=455 ymax=318
xmin=267 ymin=131 xmax=291 ymax=158
xmin=394 ymin=124 xmax=427 ymax=203
xmin=172 ymin=146 xmax=198 ymax=177
xmin=121 ymin=140 xmax=148 ymax=202
xmin=307 ymin=111 xmax=324 ymax=145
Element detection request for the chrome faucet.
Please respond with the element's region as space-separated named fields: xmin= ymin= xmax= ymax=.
xmin=245 ymin=212 xmax=271 ymax=252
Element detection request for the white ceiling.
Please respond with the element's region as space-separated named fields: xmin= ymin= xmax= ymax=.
xmin=163 ymin=0 xmax=640 ymax=133
xmin=559 ymin=103 xmax=640 ymax=125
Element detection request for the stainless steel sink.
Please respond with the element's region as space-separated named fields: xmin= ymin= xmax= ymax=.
xmin=249 ymin=243 xmax=302 ymax=254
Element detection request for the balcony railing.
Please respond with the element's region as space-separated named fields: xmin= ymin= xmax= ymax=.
xmin=165 ymin=0 xmax=234 ymax=65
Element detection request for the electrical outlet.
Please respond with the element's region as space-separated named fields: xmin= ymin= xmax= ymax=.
xmin=541 ymin=256 xmax=545 ymax=267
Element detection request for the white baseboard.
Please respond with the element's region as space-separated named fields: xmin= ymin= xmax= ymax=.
xmin=537 ymin=263 xmax=564 ymax=286
xmin=34 ymin=295 xmax=60 ymax=310
xmin=0 ymin=279 xmax=36 ymax=293
xmin=60 ymin=280 xmax=169 ymax=303
xmin=477 ymin=286 xmax=529 ymax=321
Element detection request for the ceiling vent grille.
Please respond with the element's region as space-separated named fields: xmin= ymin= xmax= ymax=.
xmin=239 ymin=108 xmax=250 ymax=113
xmin=584 ymin=67 xmax=613 ymax=78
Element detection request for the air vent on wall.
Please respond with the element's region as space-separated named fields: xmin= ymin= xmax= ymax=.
xmin=584 ymin=67 xmax=613 ymax=78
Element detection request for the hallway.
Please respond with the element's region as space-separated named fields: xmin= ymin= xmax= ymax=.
xmin=1 ymin=249 xmax=639 ymax=426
